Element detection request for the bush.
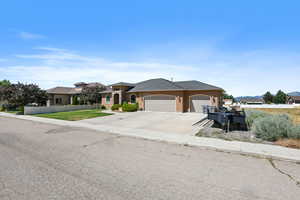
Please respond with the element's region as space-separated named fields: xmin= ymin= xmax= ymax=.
xmin=17 ymin=106 xmax=24 ymax=115
xmin=252 ymin=114 xmax=293 ymax=141
xmin=72 ymin=96 xmax=79 ymax=105
xmin=245 ymin=110 xmax=271 ymax=128
xmin=122 ymin=103 xmax=138 ymax=112
xmin=111 ymin=104 xmax=121 ymax=111
xmin=288 ymin=125 xmax=300 ymax=139
xmin=101 ymin=105 xmax=106 ymax=110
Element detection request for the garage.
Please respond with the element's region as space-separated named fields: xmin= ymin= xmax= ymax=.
xmin=144 ymin=95 xmax=176 ymax=112
xmin=190 ymin=95 xmax=211 ymax=112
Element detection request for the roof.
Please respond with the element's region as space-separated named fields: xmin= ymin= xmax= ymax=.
xmin=110 ymin=82 xmax=136 ymax=87
xmin=86 ymin=82 xmax=106 ymax=88
xmin=99 ymin=88 xmax=113 ymax=94
xmin=174 ymin=80 xmax=223 ymax=91
xmin=46 ymin=87 xmax=82 ymax=94
xmin=128 ymin=78 xmax=222 ymax=92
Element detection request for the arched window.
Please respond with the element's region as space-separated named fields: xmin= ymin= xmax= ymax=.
xmin=106 ymin=95 xmax=111 ymax=104
xmin=130 ymin=95 xmax=136 ymax=103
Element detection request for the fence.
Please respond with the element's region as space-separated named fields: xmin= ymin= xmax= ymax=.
xmin=24 ymin=104 xmax=100 ymax=115
xmin=240 ymin=104 xmax=298 ymax=109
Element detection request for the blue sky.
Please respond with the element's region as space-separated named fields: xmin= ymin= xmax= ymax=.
xmin=0 ymin=0 xmax=300 ymax=96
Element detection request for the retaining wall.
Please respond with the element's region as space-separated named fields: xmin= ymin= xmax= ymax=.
xmin=24 ymin=104 xmax=100 ymax=115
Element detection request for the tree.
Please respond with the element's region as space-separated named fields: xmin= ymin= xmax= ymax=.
xmin=80 ymin=86 xmax=105 ymax=104
xmin=263 ymin=91 xmax=274 ymax=104
xmin=0 ymin=80 xmax=11 ymax=86
xmin=273 ymin=90 xmax=287 ymax=104
xmin=222 ymin=91 xmax=235 ymax=102
xmin=1 ymin=83 xmax=48 ymax=108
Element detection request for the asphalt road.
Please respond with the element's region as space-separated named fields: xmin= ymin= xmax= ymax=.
xmin=0 ymin=117 xmax=299 ymax=200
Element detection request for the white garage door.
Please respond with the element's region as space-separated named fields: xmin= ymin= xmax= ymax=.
xmin=190 ymin=95 xmax=211 ymax=112
xmin=144 ymin=95 xmax=176 ymax=112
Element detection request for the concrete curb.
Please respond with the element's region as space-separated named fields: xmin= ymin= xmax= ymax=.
xmin=1 ymin=112 xmax=300 ymax=162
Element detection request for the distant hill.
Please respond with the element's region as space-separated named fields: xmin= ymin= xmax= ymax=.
xmin=234 ymin=96 xmax=263 ymax=101
xmin=287 ymin=91 xmax=300 ymax=96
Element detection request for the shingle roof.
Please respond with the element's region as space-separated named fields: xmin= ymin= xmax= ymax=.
xmin=174 ymin=80 xmax=223 ymax=91
xmin=128 ymin=78 xmax=222 ymax=92
xmin=47 ymin=87 xmax=82 ymax=94
xmin=110 ymin=82 xmax=136 ymax=87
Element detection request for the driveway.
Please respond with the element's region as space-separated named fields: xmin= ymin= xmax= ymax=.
xmin=80 ymin=111 xmax=206 ymax=135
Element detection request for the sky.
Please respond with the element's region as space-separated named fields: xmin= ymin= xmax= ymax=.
xmin=0 ymin=0 xmax=300 ymax=96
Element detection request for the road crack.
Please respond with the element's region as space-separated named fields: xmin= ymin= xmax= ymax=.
xmin=83 ymin=135 xmax=121 ymax=148
xmin=268 ymin=158 xmax=300 ymax=187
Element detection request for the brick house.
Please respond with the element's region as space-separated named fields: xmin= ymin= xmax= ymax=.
xmin=100 ymin=78 xmax=223 ymax=112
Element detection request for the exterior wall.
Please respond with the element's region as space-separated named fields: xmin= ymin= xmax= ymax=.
xmin=101 ymin=93 xmax=113 ymax=108
xmin=49 ymin=94 xmax=71 ymax=105
xmin=132 ymin=90 xmax=222 ymax=112
xmin=101 ymin=89 xmax=223 ymax=112
xmin=132 ymin=91 xmax=184 ymax=112
xmin=183 ymin=90 xmax=223 ymax=112
xmin=24 ymin=104 xmax=100 ymax=115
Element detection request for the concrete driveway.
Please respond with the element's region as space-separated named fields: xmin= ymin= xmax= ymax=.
xmin=80 ymin=111 xmax=206 ymax=135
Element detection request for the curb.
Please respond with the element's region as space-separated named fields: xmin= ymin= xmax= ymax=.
xmin=1 ymin=112 xmax=300 ymax=162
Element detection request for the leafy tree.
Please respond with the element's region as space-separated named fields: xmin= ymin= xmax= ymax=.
xmin=273 ymin=90 xmax=287 ymax=104
xmin=1 ymin=83 xmax=48 ymax=108
xmin=222 ymin=91 xmax=235 ymax=103
xmin=0 ymin=80 xmax=11 ymax=86
xmin=263 ymin=91 xmax=274 ymax=104
xmin=80 ymin=86 xmax=105 ymax=104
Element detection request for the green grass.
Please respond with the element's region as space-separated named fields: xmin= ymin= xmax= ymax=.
xmin=34 ymin=109 xmax=112 ymax=121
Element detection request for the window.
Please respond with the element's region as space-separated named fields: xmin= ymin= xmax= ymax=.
xmin=130 ymin=95 xmax=136 ymax=103
xmin=106 ymin=95 xmax=111 ymax=104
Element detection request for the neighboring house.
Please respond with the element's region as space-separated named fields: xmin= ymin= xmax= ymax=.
xmin=100 ymin=78 xmax=223 ymax=113
xmin=47 ymin=82 xmax=105 ymax=105
xmin=287 ymin=92 xmax=300 ymax=104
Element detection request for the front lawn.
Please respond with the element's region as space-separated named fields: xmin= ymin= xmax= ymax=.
xmin=34 ymin=109 xmax=112 ymax=121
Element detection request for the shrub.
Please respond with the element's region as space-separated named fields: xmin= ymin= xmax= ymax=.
xmin=101 ymin=105 xmax=106 ymax=110
xmin=288 ymin=125 xmax=300 ymax=139
xmin=122 ymin=103 xmax=138 ymax=112
xmin=72 ymin=96 xmax=79 ymax=105
xmin=17 ymin=106 xmax=24 ymax=115
xmin=111 ymin=104 xmax=121 ymax=111
xmin=245 ymin=110 xmax=271 ymax=128
xmin=252 ymin=114 xmax=293 ymax=141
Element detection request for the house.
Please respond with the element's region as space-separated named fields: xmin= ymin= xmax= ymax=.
xmin=287 ymin=92 xmax=300 ymax=104
xmin=47 ymin=78 xmax=223 ymax=113
xmin=100 ymin=78 xmax=223 ymax=112
xmin=46 ymin=82 xmax=106 ymax=105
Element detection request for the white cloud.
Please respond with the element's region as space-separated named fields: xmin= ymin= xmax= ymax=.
xmin=18 ymin=32 xmax=46 ymax=40
xmin=1 ymin=46 xmax=300 ymax=96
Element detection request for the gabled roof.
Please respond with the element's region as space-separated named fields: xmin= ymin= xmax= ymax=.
xmin=128 ymin=78 xmax=183 ymax=92
xmin=128 ymin=78 xmax=222 ymax=92
xmin=110 ymin=82 xmax=136 ymax=87
xmin=174 ymin=80 xmax=223 ymax=91
xmin=47 ymin=87 xmax=82 ymax=94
